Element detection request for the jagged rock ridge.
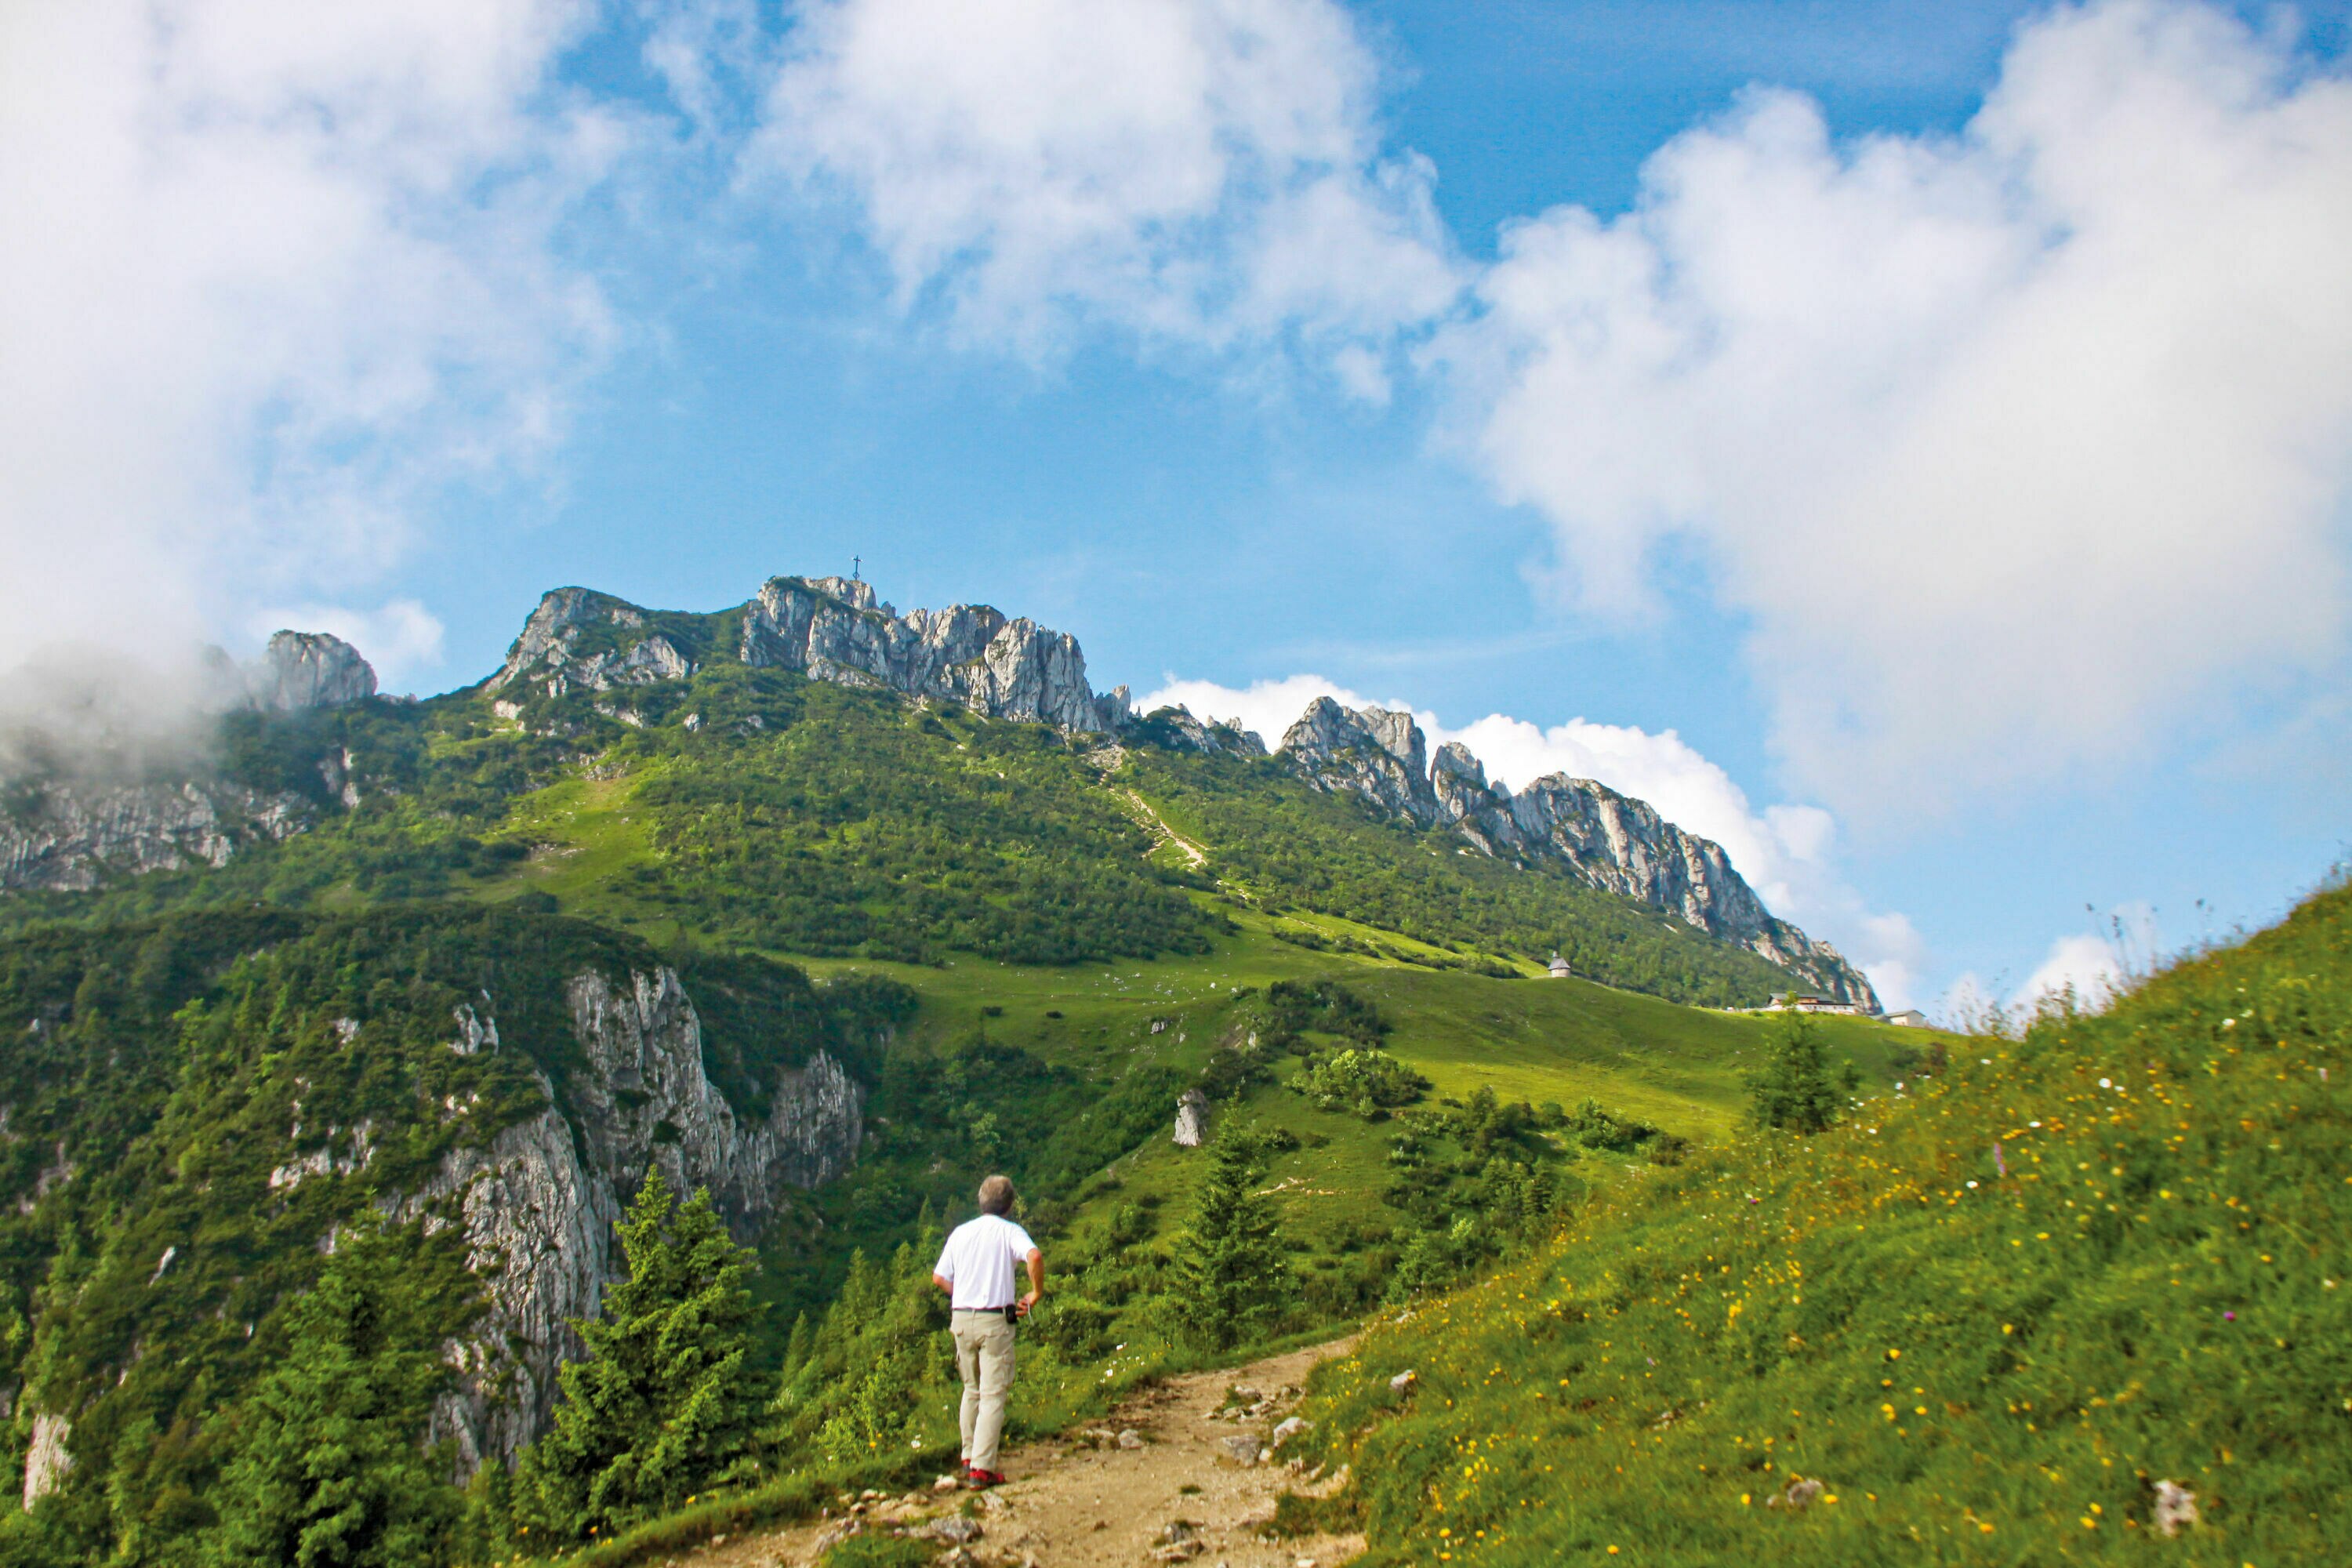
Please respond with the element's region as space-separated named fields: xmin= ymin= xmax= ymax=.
xmin=2 ymin=576 xmax=1868 ymax=1005
xmin=1281 ymin=701 xmax=1880 ymax=1010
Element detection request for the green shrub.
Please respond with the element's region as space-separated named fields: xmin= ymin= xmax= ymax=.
xmin=1293 ymin=1047 xmax=1430 ymax=1117
xmin=1566 ymin=1096 xmax=1658 ymax=1151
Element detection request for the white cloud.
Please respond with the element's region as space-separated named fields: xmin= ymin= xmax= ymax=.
xmin=0 ymin=0 xmax=619 ymax=670
xmin=1142 ymin=671 xmax=1928 ymax=1004
xmin=1143 ymin=673 xmax=1367 ymax=752
xmin=246 ymin=600 xmax=448 ymax=692
xmin=2010 ymin=902 xmax=2161 ymax=1012
xmin=749 ymin=0 xmax=1462 ymax=357
xmin=1443 ymin=0 xmax=2352 ymax=815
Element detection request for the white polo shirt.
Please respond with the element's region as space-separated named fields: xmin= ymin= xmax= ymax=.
xmin=933 ymin=1214 xmax=1039 ymax=1312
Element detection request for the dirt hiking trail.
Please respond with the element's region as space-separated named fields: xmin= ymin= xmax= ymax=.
xmin=675 ymin=1338 xmax=1363 ymax=1568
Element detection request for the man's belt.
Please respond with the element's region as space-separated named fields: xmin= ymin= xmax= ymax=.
xmin=954 ymin=1305 xmax=1021 ymax=1323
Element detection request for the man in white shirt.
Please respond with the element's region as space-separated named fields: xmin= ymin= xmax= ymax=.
xmin=931 ymin=1174 xmax=1044 ymax=1486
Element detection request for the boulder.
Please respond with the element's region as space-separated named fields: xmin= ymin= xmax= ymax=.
xmin=1173 ymin=1089 xmax=1210 ymax=1148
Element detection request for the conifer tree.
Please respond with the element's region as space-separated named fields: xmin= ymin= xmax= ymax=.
xmin=516 ymin=1169 xmax=764 ymax=1541
xmin=1747 ymin=1010 xmax=1859 ymax=1134
xmin=1173 ymin=1123 xmax=1295 ymax=1351
xmin=768 ymin=1223 xmax=950 ymax=1466
xmin=202 ymin=1216 xmax=463 ymax=1568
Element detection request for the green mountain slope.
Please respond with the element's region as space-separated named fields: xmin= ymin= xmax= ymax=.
xmin=1283 ymin=879 xmax=2352 ymax=1566
xmin=0 ymin=845 xmax=1917 ymax=1563
xmin=0 ymin=663 xmax=1813 ymax=1007
xmin=0 ymin=580 xmax=1928 ymax=1563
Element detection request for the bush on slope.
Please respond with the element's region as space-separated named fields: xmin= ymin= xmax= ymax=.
xmin=1290 ymin=880 xmax=2352 ymax=1565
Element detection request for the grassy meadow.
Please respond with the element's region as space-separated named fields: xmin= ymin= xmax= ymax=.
xmin=1279 ymin=880 xmax=2352 ymax=1566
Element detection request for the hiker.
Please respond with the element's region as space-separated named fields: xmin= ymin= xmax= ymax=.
xmin=931 ymin=1174 xmax=1044 ymax=1486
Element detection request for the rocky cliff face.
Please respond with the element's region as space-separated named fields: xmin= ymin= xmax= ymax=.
xmin=739 ymin=575 xmax=1127 ymax=732
xmin=1128 ymin=706 xmax=1268 ymax=757
xmin=0 ymin=778 xmax=310 ymax=892
xmin=1285 ymin=703 xmax=1880 ymax=1010
xmin=397 ymin=967 xmax=869 ymax=1471
xmin=491 ymin=587 xmax=694 ymax=697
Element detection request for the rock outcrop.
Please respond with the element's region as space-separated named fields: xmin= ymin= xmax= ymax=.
xmin=248 ymin=630 xmax=377 ymax=710
xmin=1129 ymin=706 xmax=1268 ymax=757
xmin=0 ymin=779 xmax=308 ymax=892
xmin=0 ymin=627 xmax=374 ymax=893
xmin=20 ymin=1413 xmax=70 ymax=1510
xmin=1283 ymin=702 xmax=1879 ymax=1010
xmin=492 ymin=587 xmax=693 ymax=698
xmin=735 ymin=576 xmax=1127 ymax=732
xmin=1173 ymin=1088 xmax=1210 ymax=1147
xmin=397 ymin=967 xmax=869 ymax=1471
xmin=1282 ymin=699 xmax=1439 ymax=826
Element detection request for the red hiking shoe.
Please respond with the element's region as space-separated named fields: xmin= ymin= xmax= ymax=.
xmin=964 ymin=1467 xmax=1008 ymax=1488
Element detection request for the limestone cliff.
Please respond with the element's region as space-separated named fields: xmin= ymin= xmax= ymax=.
xmin=0 ymin=778 xmax=310 ymax=892
xmin=739 ymin=575 xmax=1125 ymax=732
xmin=1285 ymin=705 xmax=1879 ymax=1010
xmin=1126 ymin=705 xmax=1268 ymax=757
xmin=396 ymin=967 xmax=869 ymax=1471
xmin=491 ymin=587 xmax=694 ymax=697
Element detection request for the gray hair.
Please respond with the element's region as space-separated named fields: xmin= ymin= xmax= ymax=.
xmin=977 ymin=1174 xmax=1016 ymax=1216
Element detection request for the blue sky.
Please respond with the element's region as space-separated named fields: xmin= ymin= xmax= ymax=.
xmin=5 ymin=0 xmax=2350 ymax=1013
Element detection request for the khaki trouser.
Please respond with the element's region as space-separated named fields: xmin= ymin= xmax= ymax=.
xmin=949 ymin=1309 xmax=1018 ymax=1472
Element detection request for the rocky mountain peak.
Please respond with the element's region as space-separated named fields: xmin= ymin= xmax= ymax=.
xmin=493 ymin=587 xmax=686 ymax=699
xmin=250 ymin=630 xmax=376 ymax=710
xmin=1131 ymin=705 xmax=1269 ymax=758
xmin=1430 ymin=740 xmax=1496 ymax=827
xmin=0 ymin=630 xmax=372 ymax=892
xmin=801 ymin=575 xmax=880 ymax=613
xmin=1281 ymin=698 xmax=1440 ymax=825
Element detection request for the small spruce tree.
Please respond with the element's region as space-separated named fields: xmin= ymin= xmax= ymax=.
xmin=1747 ymin=1010 xmax=1858 ymax=1134
xmin=515 ymin=1169 xmax=764 ymax=1541
xmin=202 ymin=1215 xmax=466 ymax=1568
xmin=1173 ymin=1123 xmax=1295 ymax=1351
